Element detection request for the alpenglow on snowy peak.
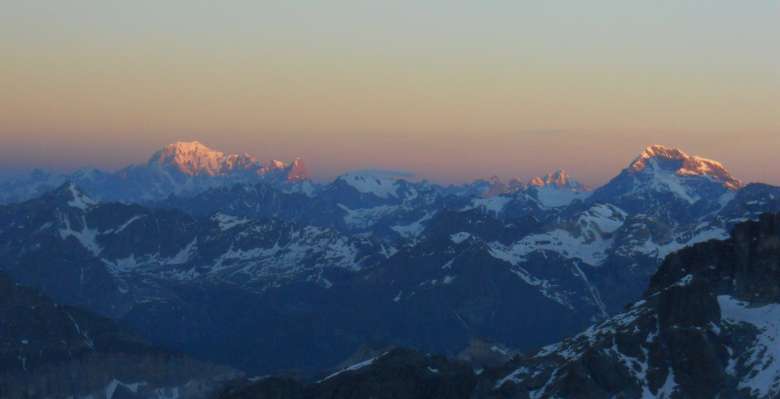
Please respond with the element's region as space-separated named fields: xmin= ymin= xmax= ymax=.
xmin=148 ymin=140 xmax=307 ymax=179
xmin=528 ymin=169 xmax=587 ymax=191
xmin=629 ymin=144 xmax=743 ymax=190
xmin=0 ymin=141 xmax=312 ymax=204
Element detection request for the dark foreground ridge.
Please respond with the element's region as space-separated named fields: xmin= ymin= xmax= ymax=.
xmin=0 ymin=272 xmax=238 ymax=399
xmin=218 ymin=348 xmax=477 ymax=399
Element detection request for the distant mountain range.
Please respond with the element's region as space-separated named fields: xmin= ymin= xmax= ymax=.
xmin=2 ymin=141 xmax=780 ymax=392
xmin=0 ymin=141 xmax=312 ymax=203
xmin=0 ymin=140 xmax=598 ymax=206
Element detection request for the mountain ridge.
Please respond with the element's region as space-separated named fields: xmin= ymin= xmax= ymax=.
xmin=0 ymin=271 xmax=239 ymax=398
xmin=1 ymin=142 xmax=775 ymax=377
xmin=0 ymin=141 xmax=311 ymax=203
xmin=218 ymin=213 xmax=780 ymax=399
xmin=0 ymin=143 xmax=748 ymax=206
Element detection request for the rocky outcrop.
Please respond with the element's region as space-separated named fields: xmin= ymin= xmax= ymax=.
xmin=489 ymin=213 xmax=780 ymax=398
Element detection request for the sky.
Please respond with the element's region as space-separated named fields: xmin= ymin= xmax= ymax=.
xmin=1 ymin=1 xmax=778 ymax=185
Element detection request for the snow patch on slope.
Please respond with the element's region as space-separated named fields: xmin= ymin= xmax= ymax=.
xmin=67 ymin=184 xmax=97 ymax=210
xmin=488 ymin=229 xmax=612 ymax=267
xmin=391 ymin=212 xmax=434 ymax=238
xmin=338 ymin=171 xmax=406 ymax=199
xmin=488 ymin=204 xmax=624 ymax=267
xmin=319 ymin=352 xmax=390 ymax=382
xmin=627 ymin=226 xmax=729 ymax=260
xmin=578 ymin=204 xmax=627 ymax=234
xmin=59 ymin=215 xmax=101 ymax=256
xmin=508 ymin=267 xmax=573 ymax=310
xmin=450 ymin=232 xmax=472 ymax=244
xmin=719 ymin=295 xmax=780 ymax=398
xmin=212 ymin=213 xmax=250 ymax=231
xmin=103 ymin=215 xmax=145 ymax=234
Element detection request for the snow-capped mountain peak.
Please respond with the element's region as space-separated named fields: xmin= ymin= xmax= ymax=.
xmin=524 ymin=170 xmax=590 ymax=208
xmin=146 ymin=141 xmax=310 ymax=182
xmin=589 ymin=144 xmax=744 ymax=210
xmin=148 ymin=141 xmax=241 ymax=176
xmin=629 ymin=144 xmax=742 ymax=190
xmin=0 ymin=141 xmax=312 ymax=204
xmin=528 ymin=169 xmax=586 ymax=191
xmin=630 ymin=144 xmax=688 ymax=170
xmin=286 ymin=158 xmax=309 ymax=181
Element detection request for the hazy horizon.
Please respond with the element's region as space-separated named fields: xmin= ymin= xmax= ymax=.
xmin=2 ymin=1 xmax=778 ymax=185
xmin=0 ymin=138 xmax=777 ymax=188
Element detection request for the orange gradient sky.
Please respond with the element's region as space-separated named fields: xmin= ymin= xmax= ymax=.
xmin=1 ymin=1 xmax=778 ymax=185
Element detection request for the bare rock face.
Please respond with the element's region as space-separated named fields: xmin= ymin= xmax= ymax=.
xmin=488 ymin=213 xmax=780 ymax=398
xmin=0 ymin=273 xmax=239 ymax=399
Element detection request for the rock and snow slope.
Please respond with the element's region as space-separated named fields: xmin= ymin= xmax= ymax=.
xmin=2 ymin=145 xmax=780 ymax=376
xmin=491 ymin=213 xmax=780 ymax=398
xmin=223 ymin=213 xmax=780 ymax=399
xmin=0 ymin=183 xmax=386 ymax=317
